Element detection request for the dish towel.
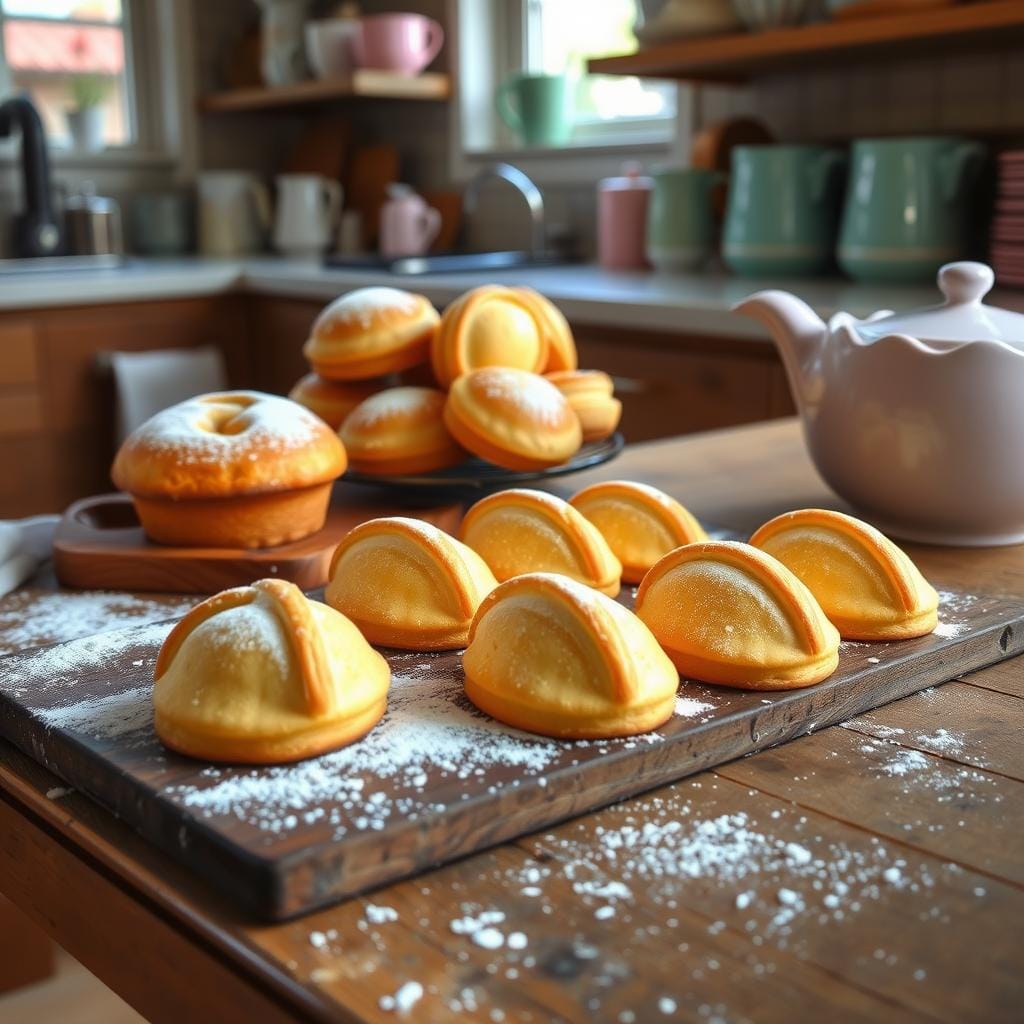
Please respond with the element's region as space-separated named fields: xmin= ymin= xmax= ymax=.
xmin=0 ymin=515 xmax=60 ymax=598
xmin=105 ymin=346 xmax=228 ymax=443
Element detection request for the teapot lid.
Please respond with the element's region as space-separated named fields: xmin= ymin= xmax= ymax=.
xmin=856 ymin=262 xmax=1024 ymax=345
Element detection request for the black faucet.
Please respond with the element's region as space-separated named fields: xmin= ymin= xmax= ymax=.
xmin=0 ymin=95 xmax=63 ymax=257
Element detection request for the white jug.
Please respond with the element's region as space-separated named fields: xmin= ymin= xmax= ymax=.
xmin=273 ymin=174 xmax=342 ymax=259
xmin=197 ymin=171 xmax=271 ymax=257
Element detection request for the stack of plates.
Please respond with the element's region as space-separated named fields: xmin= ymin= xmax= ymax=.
xmin=991 ymin=151 xmax=1024 ymax=287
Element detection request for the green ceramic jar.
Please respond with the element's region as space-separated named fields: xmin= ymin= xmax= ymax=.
xmin=646 ymin=168 xmax=723 ymax=273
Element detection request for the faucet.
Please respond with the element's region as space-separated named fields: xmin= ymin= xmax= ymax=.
xmin=0 ymin=95 xmax=62 ymax=257
xmin=463 ymin=162 xmax=545 ymax=257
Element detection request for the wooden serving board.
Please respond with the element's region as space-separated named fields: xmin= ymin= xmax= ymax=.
xmin=52 ymin=493 xmax=462 ymax=593
xmin=0 ymin=587 xmax=1020 ymax=921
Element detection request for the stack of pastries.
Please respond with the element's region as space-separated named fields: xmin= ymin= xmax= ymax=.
xmin=287 ymin=284 xmax=622 ymax=477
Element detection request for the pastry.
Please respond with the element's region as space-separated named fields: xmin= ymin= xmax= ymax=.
xmin=153 ymin=579 xmax=389 ymax=764
xmin=443 ymin=367 xmax=583 ymax=471
xmin=459 ymin=488 xmax=622 ymax=596
xmin=111 ymin=391 xmax=347 ymax=548
xmin=570 ymin=480 xmax=707 ymax=584
xmin=288 ymin=372 xmax=384 ymax=429
xmin=545 ymin=370 xmax=622 ymax=442
xmin=635 ymin=540 xmax=840 ymax=690
xmin=339 ymin=387 xmax=466 ymax=476
xmin=303 ymin=287 xmax=439 ymax=381
xmin=431 ymin=285 xmax=549 ymax=388
xmin=749 ymin=508 xmax=939 ymax=640
xmin=514 ymin=287 xmax=578 ymax=373
xmin=463 ymin=572 xmax=678 ymax=739
xmin=326 ymin=517 xmax=498 ymax=650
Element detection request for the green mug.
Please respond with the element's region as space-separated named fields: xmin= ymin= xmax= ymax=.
xmin=838 ymin=136 xmax=987 ymax=284
xmin=723 ymin=145 xmax=846 ymax=277
xmin=646 ymin=168 xmax=723 ymax=273
xmin=496 ymin=73 xmax=572 ymax=147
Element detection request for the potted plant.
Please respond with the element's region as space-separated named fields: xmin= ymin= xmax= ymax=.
xmin=65 ymin=73 xmax=109 ymax=152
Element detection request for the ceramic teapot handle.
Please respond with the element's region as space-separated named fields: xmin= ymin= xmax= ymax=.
xmin=939 ymin=142 xmax=986 ymax=203
xmin=938 ymin=261 xmax=994 ymax=306
xmin=808 ymin=150 xmax=846 ymax=204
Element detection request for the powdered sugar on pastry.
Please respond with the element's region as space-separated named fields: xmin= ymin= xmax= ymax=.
xmin=477 ymin=368 xmax=570 ymax=429
xmin=323 ymin=287 xmax=419 ymax=328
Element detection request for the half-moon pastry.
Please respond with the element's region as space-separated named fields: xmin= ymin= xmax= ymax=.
xmin=463 ymin=572 xmax=678 ymax=739
xmin=326 ymin=517 xmax=498 ymax=650
xmin=443 ymin=367 xmax=583 ymax=471
xmin=111 ymin=391 xmax=347 ymax=548
xmin=545 ymin=370 xmax=622 ymax=442
xmin=288 ymin=372 xmax=384 ymax=429
xmin=339 ymin=387 xmax=466 ymax=476
xmin=749 ymin=508 xmax=939 ymax=640
xmin=514 ymin=287 xmax=578 ymax=373
xmin=635 ymin=541 xmax=840 ymax=690
xmin=153 ymin=579 xmax=389 ymax=764
xmin=570 ymin=480 xmax=708 ymax=584
xmin=304 ymin=287 xmax=439 ymax=381
xmin=431 ymin=285 xmax=549 ymax=388
xmin=459 ymin=489 xmax=622 ymax=596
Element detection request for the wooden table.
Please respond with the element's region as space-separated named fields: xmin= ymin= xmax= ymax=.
xmin=1 ymin=419 xmax=1021 ymax=1024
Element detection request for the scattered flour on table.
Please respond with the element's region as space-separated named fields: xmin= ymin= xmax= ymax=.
xmin=379 ymin=980 xmax=424 ymax=1014
xmin=365 ymin=904 xmax=398 ymax=925
xmin=675 ymin=696 xmax=714 ymax=718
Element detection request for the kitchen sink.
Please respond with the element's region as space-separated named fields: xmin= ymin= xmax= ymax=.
xmin=0 ymin=254 xmax=126 ymax=275
xmin=323 ymin=250 xmax=569 ymax=276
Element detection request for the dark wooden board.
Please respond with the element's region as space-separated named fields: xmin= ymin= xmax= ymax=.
xmin=0 ymin=587 xmax=1021 ymax=922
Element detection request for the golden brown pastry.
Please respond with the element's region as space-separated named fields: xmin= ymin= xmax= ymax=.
xmin=570 ymin=480 xmax=707 ymax=584
xmin=326 ymin=517 xmax=498 ymax=650
xmin=514 ymin=287 xmax=578 ymax=373
xmin=442 ymin=367 xmax=582 ymax=471
xmin=749 ymin=508 xmax=939 ymax=640
xmin=288 ymin=372 xmax=384 ymax=430
xmin=636 ymin=540 xmax=840 ymax=690
xmin=153 ymin=579 xmax=389 ymax=763
xmin=304 ymin=287 xmax=439 ymax=381
xmin=431 ymin=285 xmax=549 ymax=388
xmin=545 ymin=370 xmax=622 ymax=442
xmin=339 ymin=386 xmax=466 ymax=476
xmin=459 ymin=488 xmax=622 ymax=596
xmin=463 ymin=572 xmax=678 ymax=739
xmin=111 ymin=391 xmax=347 ymax=548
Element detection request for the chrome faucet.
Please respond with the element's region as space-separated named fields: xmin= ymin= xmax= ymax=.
xmin=462 ymin=162 xmax=545 ymax=257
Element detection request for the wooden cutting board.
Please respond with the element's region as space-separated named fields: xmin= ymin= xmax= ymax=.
xmin=0 ymin=586 xmax=1020 ymax=921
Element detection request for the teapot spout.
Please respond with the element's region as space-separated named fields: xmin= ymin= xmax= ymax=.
xmin=733 ymin=290 xmax=827 ymax=414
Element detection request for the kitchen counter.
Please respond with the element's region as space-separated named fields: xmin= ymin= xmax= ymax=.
xmin=4 ymin=255 xmax=1014 ymax=340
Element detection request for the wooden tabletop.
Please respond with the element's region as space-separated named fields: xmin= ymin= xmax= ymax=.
xmin=1 ymin=418 xmax=1021 ymax=1024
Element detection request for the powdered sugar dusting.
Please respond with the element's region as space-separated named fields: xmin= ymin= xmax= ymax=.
xmin=471 ymin=367 xmax=571 ymax=428
xmin=320 ymin=286 xmax=419 ymax=329
xmin=343 ymin=386 xmax=444 ymax=434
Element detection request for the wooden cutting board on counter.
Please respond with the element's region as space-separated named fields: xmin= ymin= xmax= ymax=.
xmin=0 ymin=586 xmax=1020 ymax=920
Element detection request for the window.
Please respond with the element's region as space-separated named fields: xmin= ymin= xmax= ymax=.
xmin=0 ymin=0 xmax=135 ymax=151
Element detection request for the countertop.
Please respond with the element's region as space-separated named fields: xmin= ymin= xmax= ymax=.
xmin=3 ymin=255 xmax=1014 ymax=340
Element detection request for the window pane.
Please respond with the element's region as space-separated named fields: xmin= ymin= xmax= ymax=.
xmin=3 ymin=16 xmax=130 ymax=146
xmin=1 ymin=1 xmax=122 ymax=24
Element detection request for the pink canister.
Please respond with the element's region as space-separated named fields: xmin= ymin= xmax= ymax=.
xmin=597 ymin=163 xmax=653 ymax=270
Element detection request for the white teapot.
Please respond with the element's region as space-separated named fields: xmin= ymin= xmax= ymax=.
xmin=735 ymin=262 xmax=1024 ymax=546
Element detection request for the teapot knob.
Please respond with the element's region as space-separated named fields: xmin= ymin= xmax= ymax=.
xmin=939 ymin=261 xmax=994 ymax=305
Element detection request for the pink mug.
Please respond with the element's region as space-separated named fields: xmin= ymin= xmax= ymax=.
xmin=380 ymin=185 xmax=441 ymax=258
xmin=353 ymin=13 xmax=444 ymax=76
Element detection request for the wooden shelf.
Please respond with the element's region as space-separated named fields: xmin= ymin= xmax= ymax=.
xmin=199 ymin=70 xmax=450 ymax=113
xmin=587 ymin=1 xmax=1024 ymax=82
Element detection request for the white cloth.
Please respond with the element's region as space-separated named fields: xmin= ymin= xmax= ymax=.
xmin=106 ymin=346 xmax=228 ymax=442
xmin=0 ymin=515 xmax=59 ymax=597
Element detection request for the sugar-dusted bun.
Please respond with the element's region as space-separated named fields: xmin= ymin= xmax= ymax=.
xmin=443 ymin=366 xmax=582 ymax=471
xmin=749 ymin=508 xmax=939 ymax=640
xmin=153 ymin=579 xmax=389 ymax=763
xmin=570 ymin=480 xmax=707 ymax=584
xmin=288 ymin=372 xmax=385 ymax=429
xmin=340 ymin=386 xmax=466 ymax=476
xmin=514 ymin=287 xmax=578 ymax=372
xmin=636 ymin=540 xmax=840 ymax=690
xmin=546 ymin=369 xmax=622 ymax=442
xmin=304 ymin=287 xmax=439 ymax=381
xmin=326 ymin=517 xmax=497 ymax=650
xmin=464 ymin=572 xmax=678 ymax=739
xmin=459 ymin=488 xmax=622 ymax=596
xmin=111 ymin=391 xmax=346 ymax=548
xmin=431 ymin=285 xmax=549 ymax=388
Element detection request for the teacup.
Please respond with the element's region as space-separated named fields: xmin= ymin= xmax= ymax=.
xmin=353 ymin=13 xmax=444 ymax=76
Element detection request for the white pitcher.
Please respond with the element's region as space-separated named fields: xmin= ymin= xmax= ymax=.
xmin=197 ymin=171 xmax=271 ymax=257
xmin=273 ymin=174 xmax=342 ymax=259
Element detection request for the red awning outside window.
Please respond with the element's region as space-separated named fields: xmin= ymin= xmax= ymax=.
xmin=4 ymin=20 xmax=123 ymax=73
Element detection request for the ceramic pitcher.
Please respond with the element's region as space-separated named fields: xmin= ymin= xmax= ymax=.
xmin=838 ymin=136 xmax=987 ymax=283
xmin=198 ymin=171 xmax=271 ymax=257
xmin=379 ymin=185 xmax=441 ymax=257
xmin=273 ymin=174 xmax=342 ymax=259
